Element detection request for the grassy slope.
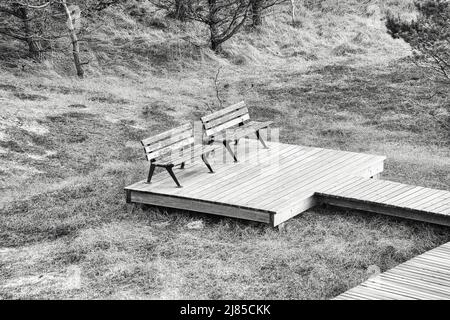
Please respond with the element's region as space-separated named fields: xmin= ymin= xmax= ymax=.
xmin=0 ymin=1 xmax=449 ymax=299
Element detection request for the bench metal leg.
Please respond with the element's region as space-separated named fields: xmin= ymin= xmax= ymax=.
xmin=146 ymin=163 xmax=156 ymax=184
xmin=223 ymin=140 xmax=238 ymax=162
xmin=256 ymin=130 xmax=268 ymax=149
xmin=201 ymin=153 xmax=214 ymax=173
xmin=165 ymin=165 xmax=182 ymax=188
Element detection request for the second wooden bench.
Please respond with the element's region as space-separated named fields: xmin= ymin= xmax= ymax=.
xmin=201 ymin=101 xmax=273 ymax=162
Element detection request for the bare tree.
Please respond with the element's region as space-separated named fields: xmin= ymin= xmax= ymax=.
xmin=0 ymin=1 xmax=51 ymax=60
xmin=61 ymin=0 xmax=83 ymax=78
xmin=174 ymin=0 xmax=189 ymax=20
xmin=250 ymin=0 xmax=288 ymax=27
xmin=149 ymin=0 xmax=191 ymax=20
xmin=0 ymin=0 xmax=122 ymax=76
xmin=290 ymin=0 xmax=295 ymax=25
xmin=251 ymin=0 xmax=263 ymax=26
xmin=150 ymin=0 xmax=287 ymax=51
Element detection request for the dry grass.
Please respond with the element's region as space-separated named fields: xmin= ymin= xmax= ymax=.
xmin=0 ymin=0 xmax=449 ymax=299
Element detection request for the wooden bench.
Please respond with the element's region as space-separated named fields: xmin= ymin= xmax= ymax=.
xmin=141 ymin=123 xmax=220 ymax=188
xmin=201 ymin=101 xmax=272 ymax=162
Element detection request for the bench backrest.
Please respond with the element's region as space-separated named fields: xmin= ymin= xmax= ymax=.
xmin=141 ymin=123 xmax=194 ymax=161
xmin=201 ymin=101 xmax=249 ymax=137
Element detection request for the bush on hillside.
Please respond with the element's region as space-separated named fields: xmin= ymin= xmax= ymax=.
xmin=386 ymin=0 xmax=450 ymax=84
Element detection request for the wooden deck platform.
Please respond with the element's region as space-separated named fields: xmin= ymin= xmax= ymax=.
xmin=334 ymin=241 xmax=450 ymax=300
xmin=126 ymin=138 xmax=450 ymax=299
xmin=126 ymin=139 xmax=386 ymax=227
xmin=316 ymin=177 xmax=450 ymax=227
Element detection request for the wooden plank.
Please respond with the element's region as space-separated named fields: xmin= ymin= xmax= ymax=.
xmin=205 ymin=114 xmax=250 ymax=137
xmin=193 ymin=146 xmax=319 ymax=201
xmin=361 ymin=278 xmax=432 ymax=299
xmin=145 ymin=140 xmax=280 ymax=191
xmin=328 ymin=177 xmax=377 ymax=195
xmin=338 ymin=179 xmax=390 ymax=199
xmin=231 ymin=150 xmax=349 ymax=207
xmin=388 ymin=267 xmax=450 ymax=286
xmin=143 ymin=130 xmax=193 ymax=151
xmin=204 ymin=107 xmax=249 ymax=129
xmin=273 ymin=159 xmax=384 ymax=225
xmin=319 ymin=176 xmax=368 ymax=194
xmin=418 ymin=191 xmax=450 ymax=210
xmin=401 ymin=188 xmax=446 ymax=209
xmin=366 ymin=277 xmax=449 ymax=299
xmin=360 ymin=282 xmax=426 ymax=299
xmin=212 ymin=121 xmax=273 ymax=142
xmin=140 ymin=123 xmax=191 ymax=146
xmin=201 ymin=101 xmax=246 ymax=122
xmin=349 ymin=285 xmax=412 ymax=300
xmin=129 ymin=190 xmax=273 ymax=223
xmin=391 ymin=266 xmax=450 ymax=285
xmin=361 ymin=181 xmax=414 ymax=203
xmin=157 ymin=143 xmax=221 ymax=166
xmin=145 ymin=144 xmax=303 ymax=209
xmin=404 ymin=260 xmax=450 ymax=276
xmin=436 ymin=205 xmax=450 ymax=215
xmin=385 ymin=186 xmax=427 ymax=207
xmin=372 ymin=183 xmax=417 ymax=203
xmin=316 ymin=195 xmax=450 ymax=227
xmin=334 ymin=241 xmax=450 ymax=300
xmin=411 ymin=256 xmax=450 ymax=270
xmin=147 ymin=137 xmax=195 ymax=160
xmin=273 ymin=196 xmax=317 ymax=226
xmin=271 ymin=158 xmax=383 ymax=224
xmin=275 ymin=158 xmax=385 ymax=213
xmin=421 ymin=194 xmax=450 ymax=211
xmin=410 ymin=190 xmax=450 ymax=211
xmin=261 ymin=153 xmax=377 ymax=209
xmin=208 ymin=148 xmax=337 ymax=204
xmin=235 ymin=149 xmax=358 ymax=205
xmin=380 ymin=273 xmax=450 ymax=295
xmin=171 ymin=143 xmax=303 ymax=197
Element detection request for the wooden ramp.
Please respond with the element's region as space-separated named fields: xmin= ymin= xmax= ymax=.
xmin=126 ymin=139 xmax=385 ymax=227
xmin=334 ymin=241 xmax=450 ymax=300
xmin=316 ymin=177 xmax=450 ymax=227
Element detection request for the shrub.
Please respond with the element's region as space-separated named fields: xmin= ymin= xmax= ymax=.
xmin=386 ymin=0 xmax=450 ymax=84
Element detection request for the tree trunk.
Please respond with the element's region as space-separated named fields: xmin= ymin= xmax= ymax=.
xmin=62 ymin=1 xmax=84 ymax=78
xmin=291 ymin=0 xmax=296 ymax=25
xmin=211 ymin=37 xmax=222 ymax=53
xmin=19 ymin=6 xmax=43 ymax=61
xmin=174 ymin=0 xmax=188 ymax=21
xmin=208 ymin=0 xmax=222 ymax=53
xmin=251 ymin=0 xmax=263 ymax=27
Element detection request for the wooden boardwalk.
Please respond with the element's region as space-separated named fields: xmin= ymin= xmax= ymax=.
xmin=126 ymin=139 xmax=386 ymax=227
xmin=316 ymin=177 xmax=450 ymax=227
xmin=126 ymin=138 xmax=450 ymax=227
xmin=334 ymin=241 xmax=450 ymax=300
xmin=126 ymin=138 xmax=450 ymax=299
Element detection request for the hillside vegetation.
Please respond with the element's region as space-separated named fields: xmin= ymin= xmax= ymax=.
xmin=0 ymin=0 xmax=449 ymax=299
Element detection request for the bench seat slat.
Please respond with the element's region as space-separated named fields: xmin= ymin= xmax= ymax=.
xmin=145 ymin=137 xmax=195 ymax=160
xmin=156 ymin=144 xmax=220 ymax=166
xmin=141 ymin=123 xmax=191 ymax=146
xmin=143 ymin=130 xmax=193 ymax=152
xmin=201 ymin=101 xmax=246 ymax=122
xmin=205 ymin=114 xmax=251 ymax=137
xmin=204 ymin=107 xmax=249 ymax=129
xmin=212 ymin=120 xmax=273 ymax=141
